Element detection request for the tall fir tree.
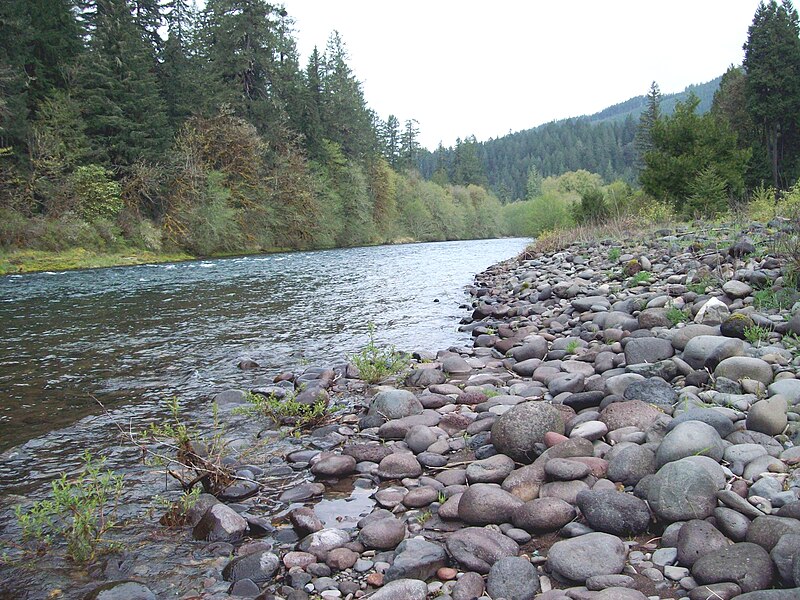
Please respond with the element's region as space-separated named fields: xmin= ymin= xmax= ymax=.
xmin=743 ymin=0 xmax=800 ymax=190
xmin=634 ymin=81 xmax=661 ymax=174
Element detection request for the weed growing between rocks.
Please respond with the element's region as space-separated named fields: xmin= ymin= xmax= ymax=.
xmin=235 ymin=390 xmax=331 ymax=430
xmin=350 ymin=322 xmax=409 ymax=384
xmin=14 ymin=451 xmax=123 ymax=563
xmin=744 ymin=324 xmax=771 ymax=346
xmin=665 ymin=306 xmax=690 ymax=325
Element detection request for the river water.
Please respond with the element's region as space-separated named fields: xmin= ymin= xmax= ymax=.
xmin=0 ymin=238 xmax=528 ymax=496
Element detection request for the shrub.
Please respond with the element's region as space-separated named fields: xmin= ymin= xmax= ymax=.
xmin=666 ymin=306 xmax=690 ymax=325
xmin=350 ymin=322 xmax=409 ymax=384
xmin=235 ymin=391 xmax=330 ymax=430
xmin=15 ymin=451 xmax=123 ymax=563
xmin=69 ymin=165 xmax=123 ymax=221
xmin=0 ymin=208 xmax=31 ymax=248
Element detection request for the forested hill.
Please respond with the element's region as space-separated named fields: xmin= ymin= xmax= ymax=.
xmin=418 ymin=77 xmax=722 ymax=201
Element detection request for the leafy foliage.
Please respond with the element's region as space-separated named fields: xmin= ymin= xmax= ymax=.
xmin=15 ymin=451 xmax=123 ymax=563
xmin=350 ymin=322 xmax=409 ymax=384
xmin=235 ymin=391 xmax=330 ymax=430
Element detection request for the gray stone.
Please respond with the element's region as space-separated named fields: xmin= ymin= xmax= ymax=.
xmin=466 ymin=453 xmax=516 ymax=484
xmin=770 ymin=533 xmax=800 ymax=584
xmin=692 ymin=542 xmax=774 ymax=593
xmin=723 ymin=280 xmax=753 ymax=299
xmin=369 ymin=389 xmax=423 ymax=420
xmin=452 ymin=571 xmax=485 ymax=600
xmin=298 ymin=528 xmax=350 ymax=559
xmin=486 ymin=556 xmax=540 ymax=600
xmin=624 ymin=337 xmax=674 ymax=365
xmin=695 ymin=297 xmax=731 ymax=325
xmin=676 ymin=519 xmax=731 ymax=567
xmin=192 ymin=503 xmax=248 ymax=543
xmin=648 ymin=458 xmax=719 ymax=522
xmin=671 ymin=325 xmax=722 ymax=351
xmin=768 ymin=378 xmax=800 ymax=404
xmin=446 ymin=526 xmax=519 ymax=574
xmin=359 ymin=515 xmax=406 ymax=550
xmin=385 ymin=537 xmax=448 ymax=582
xmin=688 ymin=583 xmax=743 ymax=600
xmin=512 ymin=497 xmax=576 ymax=532
xmin=585 ymin=574 xmax=637 ymax=590
xmin=594 ymin=590 xmax=648 ymax=600
xmin=491 ymin=401 xmax=565 ymax=463
xmin=404 ymin=368 xmax=446 ymax=388
xmin=734 ymin=590 xmax=800 ymax=600
xmin=715 ymin=357 xmax=774 ymax=386
xmin=442 ymin=354 xmax=472 ymax=374
xmin=655 ymin=420 xmax=725 ymax=468
xmin=668 ymin=407 xmax=735 ymax=438
xmin=546 ymin=532 xmax=627 ymax=583
xmin=623 ymin=376 xmax=678 ymax=411
xmin=368 ymin=578 xmax=428 ymax=600
xmin=714 ymin=507 xmax=752 ymax=541
xmin=311 ymin=453 xmax=356 ymax=478
xmin=599 ymin=399 xmax=662 ymax=431
xmin=86 ymin=582 xmax=157 ymax=600
xmin=511 ymin=337 xmax=549 ymax=361
xmin=746 ymin=515 xmax=800 ymax=552
xmin=746 ymin=395 xmax=789 ymax=436
xmin=376 ymin=453 xmax=422 ymax=480
xmin=607 ymin=444 xmax=656 ymax=486
xmin=458 ymin=483 xmax=524 ymax=525
xmin=222 ymin=550 xmax=279 ymax=583
xmin=404 ymin=425 xmax=438 ymax=454
xmin=683 ymin=335 xmax=742 ymax=369
xmin=575 ymin=490 xmax=651 ymax=536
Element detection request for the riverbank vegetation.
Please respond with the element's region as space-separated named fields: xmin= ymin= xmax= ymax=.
xmin=0 ymin=0 xmax=506 ymax=274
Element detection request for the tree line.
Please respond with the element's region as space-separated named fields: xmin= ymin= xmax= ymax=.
xmin=0 ymin=0 xmax=506 ymax=258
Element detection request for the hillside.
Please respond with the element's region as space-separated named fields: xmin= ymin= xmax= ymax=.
xmin=418 ymin=77 xmax=723 ymax=201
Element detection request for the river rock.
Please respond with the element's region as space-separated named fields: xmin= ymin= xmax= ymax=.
xmin=404 ymin=425 xmax=438 ymax=454
xmin=648 ymin=458 xmax=719 ymax=522
xmin=222 ymin=550 xmax=279 ymax=583
xmin=491 ymin=401 xmax=565 ymax=463
xmin=359 ymin=515 xmax=406 ymax=550
xmin=85 ymin=582 xmax=157 ymax=600
xmin=193 ymin=503 xmax=248 ymax=543
xmin=599 ymin=399 xmax=662 ymax=431
xmin=723 ymin=280 xmax=753 ymax=299
xmin=607 ymin=444 xmax=656 ymax=485
xmin=668 ymin=407 xmax=735 ymax=438
xmin=511 ymin=337 xmax=549 ymax=361
xmin=512 ymin=497 xmax=576 ymax=532
xmin=746 ymin=515 xmax=800 ymax=552
xmin=486 ymin=556 xmax=540 ymax=600
xmin=385 ymin=537 xmax=448 ymax=582
xmin=311 ymin=453 xmax=356 ymax=478
xmin=376 ymin=452 xmax=422 ymax=479
xmin=466 ymin=453 xmax=516 ymax=483
xmin=682 ymin=335 xmax=741 ymax=369
xmin=452 ymin=571 xmax=485 ymax=600
xmin=676 ymin=519 xmax=732 ymax=567
xmin=770 ymin=533 xmax=800 ymax=583
xmin=623 ymin=377 xmax=678 ymax=411
xmin=458 ymin=483 xmax=524 ymax=525
xmin=746 ymin=395 xmax=789 ymax=436
xmin=624 ymin=337 xmax=674 ymax=365
xmin=368 ymin=389 xmax=423 ymax=420
xmin=696 ymin=297 xmax=730 ymax=325
xmin=298 ymin=528 xmax=351 ymax=558
xmin=769 ymin=378 xmax=800 ymax=403
xmin=368 ymin=578 xmax=428 ymax=600
xmin=547 ymin=532 xmax=627 ymax=583
xmin=656 ymin=420 xmax=725 ymax=468
xmin=671 ymin=325 xmax=721 ymax=351
xmin=714 ymin=356 xmax=774 ymax=386
xmin=692 ymin=542 xmax=774 ymax=593
xmin=445 ymin=527 xmax=519 ymax=573
xmin=575 ymin=490 xmax=651 ymax=536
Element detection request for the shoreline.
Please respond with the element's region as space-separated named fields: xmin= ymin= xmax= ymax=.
xmin=2 ymin=219 xmax=800 ymax=599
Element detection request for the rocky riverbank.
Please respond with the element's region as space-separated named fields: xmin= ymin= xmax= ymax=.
xmin=4 ymin=219 xmax=800 ymax=600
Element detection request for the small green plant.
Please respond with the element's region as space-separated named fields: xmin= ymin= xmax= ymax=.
xmin=351 ymin=322 xmax=409 ymax=384
xmin=608 ymin=247 xmax=621 ymax=262
xmin=437 ymin=490 xmax=447 ymax=504
xmin=156 ymin=487 xmax=202 ymax=527
xmin=417 ymin=509 xmax=432 ymax=524
xmin=782 ymin=332 xmax=800 ymax=357
xmin=666 ymin=306 xmax=690 ymax=325
xmin=15 ymin=451 xmax=123 ymax=563
xmin=628 ymin=270 xmax=651 ymax=286
xmin=687 ymin=275 xmax=717 ymax=295
xmin=565 ymin=339 xmax=579 ymax=354
xmin=483 ymin=388 xmax=501 ymax=399
xmin=744 ymin=324 xmax=771 ymax=346
xmin=235 ymin=390 xmax=330 ymax=430
xmin=753 ymin=287 xmax=796 ymax=311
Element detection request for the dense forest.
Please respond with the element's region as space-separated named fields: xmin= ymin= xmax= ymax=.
xmin=1 ymin=0 xmax=798 ymax=265
xmin=0 ymin=0 xmax=506 ymax=261
xmin=417 ymin=78 xmax=722 ymax=202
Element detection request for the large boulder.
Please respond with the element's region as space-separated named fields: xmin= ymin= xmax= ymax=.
xmin=385 ymin=538 xmax=448 ymax=582
xmin=458 ymin=483 xmax=524 ymax=525
xmin=655 ymin=421 xmax=725 ymax=468
xmin=647 ymin=458 xmax=720 ymax=522
xmin=486 ymin=556 xmax=540 ymax=600
xmin=446 ymin=527 xmax=519 ymax=574
xmin=575 ymin=490 xmax=651 ymax=536
xmin=491 ymin=401 xmax=565 ymax=463
xmin=692 ymin=542 xmax=774 ymax=593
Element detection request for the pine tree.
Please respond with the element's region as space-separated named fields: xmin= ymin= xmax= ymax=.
xmin=399 ymin=119 xmax=420 ymax=169
xmin=160 ymin=0 xmax=200 ymax=127
xmin=634 ymin=81 xmax=661 ymax=173
xmin=743 ymin=0 xmax=800 ymax=190
xmin=78 ymin=0 xmax=169 ymax=167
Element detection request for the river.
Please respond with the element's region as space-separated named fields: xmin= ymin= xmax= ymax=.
xmin=0 ymin=238 xmax=528 ymax=496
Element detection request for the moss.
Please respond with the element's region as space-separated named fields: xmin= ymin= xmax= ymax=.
xmin=0 ymin=248 xmax=194 ymax=275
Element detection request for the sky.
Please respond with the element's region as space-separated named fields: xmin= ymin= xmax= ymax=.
xmin=279 ymin=0 xmax=765 ymax=150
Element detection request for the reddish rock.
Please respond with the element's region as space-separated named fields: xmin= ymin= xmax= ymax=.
xmin=437 ymin=567 xmax=458 ymax=580
xmin=544 ymin=431 xmax=569 ymax=447
xmin=366 ymin=573 xmax=385 ymax=587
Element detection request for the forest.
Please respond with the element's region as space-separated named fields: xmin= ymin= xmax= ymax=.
xmin=1 ymin=0 xmax=799 ymax=267
xmin=0 ymin=0 xmax=506 ymax=265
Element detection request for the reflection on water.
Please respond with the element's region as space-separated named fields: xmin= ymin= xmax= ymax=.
xmin=0 ymin=238 xmax=528 ymax=494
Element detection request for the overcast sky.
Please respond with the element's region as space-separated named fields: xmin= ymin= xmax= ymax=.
xmin=279 ymin=0 xmax=764 ymax=150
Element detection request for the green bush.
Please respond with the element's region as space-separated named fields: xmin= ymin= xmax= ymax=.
xmin=351 ymin=322 xmax=409 ymax=384
xmin=69 ymin=165 xmax=123 ymax=221
xmin=0 ymin=208 xmax=31 ymax=248
xmin=15 ymin=451 xmax=123 ymax=563
xmin=178 ymin=172 xmax=239 ymax=256
xmin=573 ymin=187 xmax=608 ymax=224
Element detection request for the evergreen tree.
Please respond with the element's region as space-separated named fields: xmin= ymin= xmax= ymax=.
xmin=78 ymin=0 xmax=169 ymax=167
xmin=452 ymin=136 xmax=487 ymax=186
xmin=634 ymin=81 xmax=661 ymax=173
xmin=399 ymin=118 xmax=420 ymax=169
xmin=743 ymin=0 xmax=800 ymax=190
xmin=300 ymin=46 xmax=325 ymax=159
xmin=525 ymin=165 xmax=542 ymax=199
xmin=380 ymin=114 xmax=400 ymax=166
xmin=160 ymin=0 xmax=199 ymax=127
